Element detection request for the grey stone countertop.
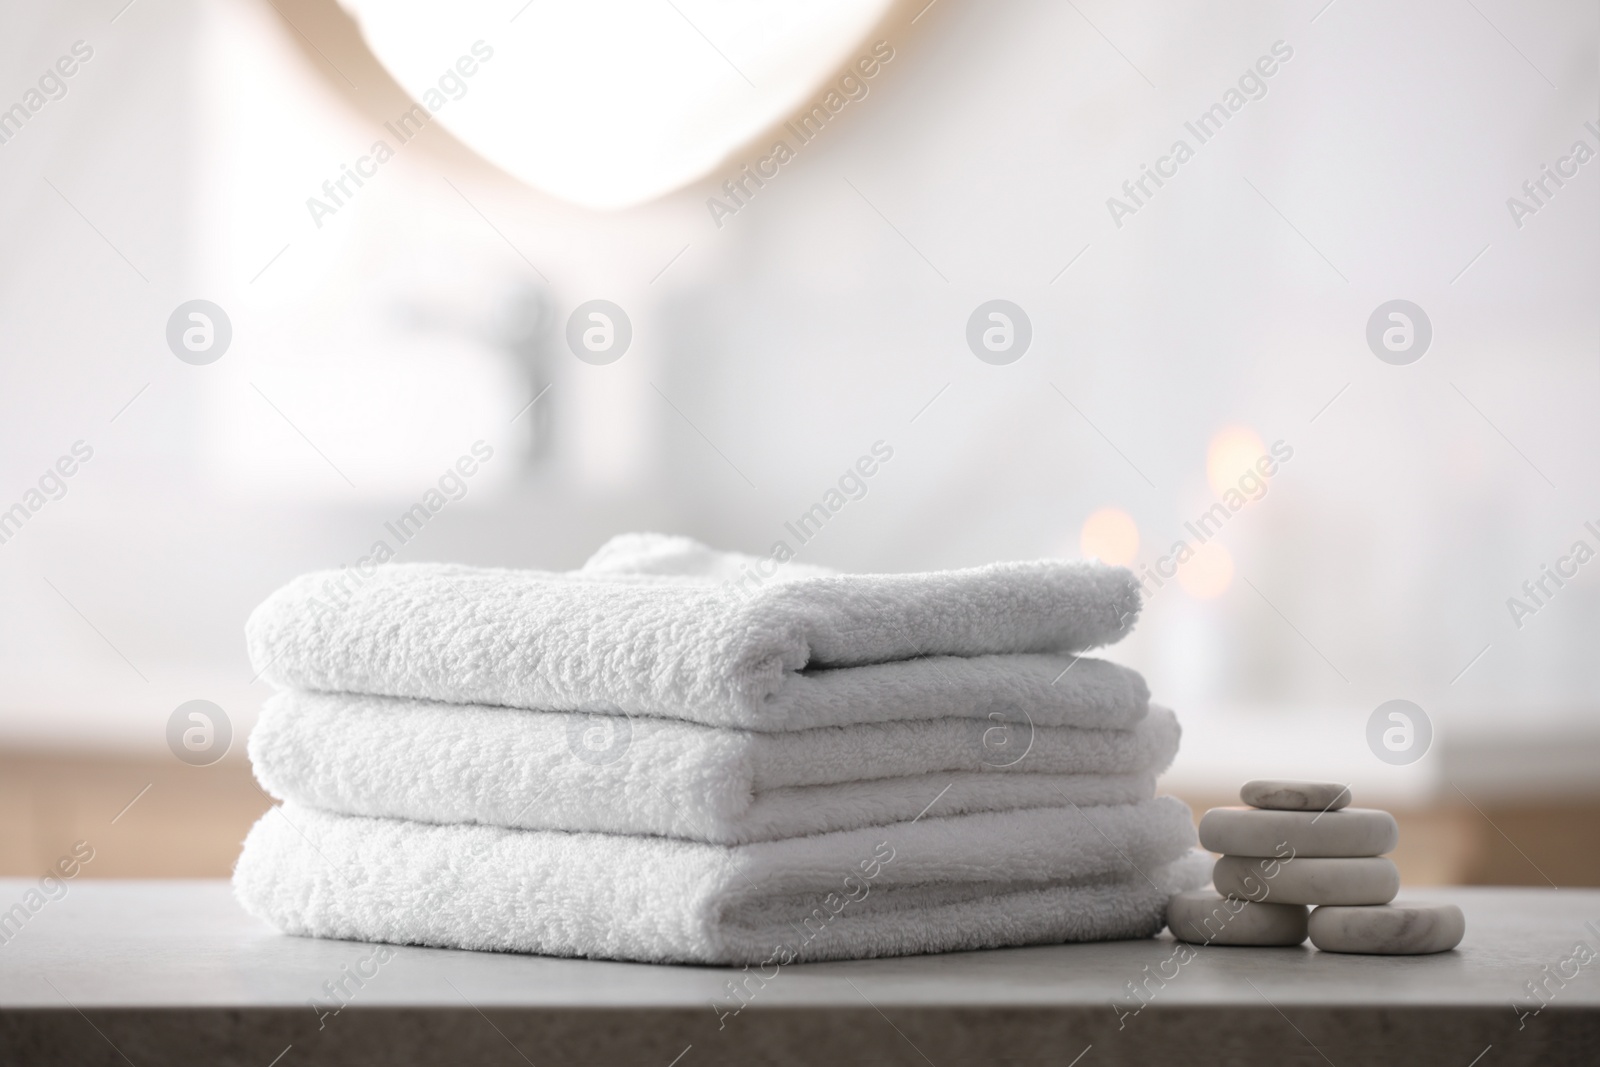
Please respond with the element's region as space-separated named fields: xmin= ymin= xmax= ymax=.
xmin=2 ymin=881 xmax=1597 ymax=1066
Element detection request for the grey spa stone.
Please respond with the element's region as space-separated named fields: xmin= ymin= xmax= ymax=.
xmin=1240 ymin=779 xmax=1352 ymax=812
xmin=1198 ymin=806 xmax=1398 ymax=858
xmin=1308 ymin=902 xmax=1466 ymax=955
xmin=1212 ymin=855 xmax=1400 ymax=907
xmin=1166 ymin=889 xmax=1309 ymax=947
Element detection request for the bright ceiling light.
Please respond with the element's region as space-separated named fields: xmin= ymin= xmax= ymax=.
xmin=337 ymin=0 xmax=896 ymax=209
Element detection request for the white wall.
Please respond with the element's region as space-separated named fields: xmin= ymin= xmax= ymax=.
xmin=0 ymin=0 xmax=1595 ymax=800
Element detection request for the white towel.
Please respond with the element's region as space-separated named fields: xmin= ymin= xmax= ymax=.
xmin=233 ymin=799 xmax=1206 ymax=964
xmin=249 ymin=692 xmax=1181 ymax=844
xmin=245 ymin=534 xmax=1143 ymax=730
xmin=581 ymin=531 xmax=842 ymax=581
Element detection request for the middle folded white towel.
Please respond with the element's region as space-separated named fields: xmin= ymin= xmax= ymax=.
xmin=250 ymin=692 xmax=1181 ymax=844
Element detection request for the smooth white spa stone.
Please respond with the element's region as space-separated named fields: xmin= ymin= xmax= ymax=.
xmin=1198 ymin=806 xmax=1398 ymax=858
xmin=1240 ymin=779 xmax=1352 ymax=812
xmin=1166 ymin=889 xmax=1309 ymax=947
xmin=1212 ymin=855 xmax=1400 ymax=907
xmin=1308 ymin=902 xmax=1466 ymax=955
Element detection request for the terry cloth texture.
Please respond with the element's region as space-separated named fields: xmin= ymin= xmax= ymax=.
xmin=236 ymin=533 xmax=1193 ymax=962
xmin=233 ymin=799 xmax=1206 ymax=964
xmin=245 ymin=534 xmax=1144 ymax=730
xmin=249 ymin=692 xmax=1181 ymax=845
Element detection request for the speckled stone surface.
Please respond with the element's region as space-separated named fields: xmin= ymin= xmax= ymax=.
xmin=1308 ymin=902 xmax=1467 ymax=955
xmin=1212 ymin=855 xmax=1401 ymax=906
xmin=1239 ymin=779 xmax=1351 ymax=812
xmin=1167 ymin=889 xmax=1308 ymax=946
xmin=1198 ymin=807 xmax=1398 ymax=858
xmin=1 ymin=881 xmax=1594 ymax=1066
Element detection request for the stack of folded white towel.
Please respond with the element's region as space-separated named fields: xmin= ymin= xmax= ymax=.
xmin=234 ymin=533 xmax=1205 ymax=964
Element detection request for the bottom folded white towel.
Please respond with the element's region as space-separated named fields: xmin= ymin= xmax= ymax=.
xmin=233 ymin=799 xmax=1205 ymax=964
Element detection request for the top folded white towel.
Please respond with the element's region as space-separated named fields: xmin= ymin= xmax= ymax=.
xmin=246 ymin=534 xmax=1143 ymax=730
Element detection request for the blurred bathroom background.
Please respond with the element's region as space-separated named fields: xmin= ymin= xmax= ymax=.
xmin=1 ymin=0 xmax=1596 ymax=885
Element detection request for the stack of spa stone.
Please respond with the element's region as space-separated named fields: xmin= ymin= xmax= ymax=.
xmin=1166 ymin=779 xmax=1465 ymax=955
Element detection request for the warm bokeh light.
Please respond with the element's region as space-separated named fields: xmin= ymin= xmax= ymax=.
xmin=1079 ymin=507 xmax=1140 ymax=566
xmin=1206 ymin=425 xmax=1269 ymax=496
xmin=1177 ymin=540 xmax=1234 ymax=598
